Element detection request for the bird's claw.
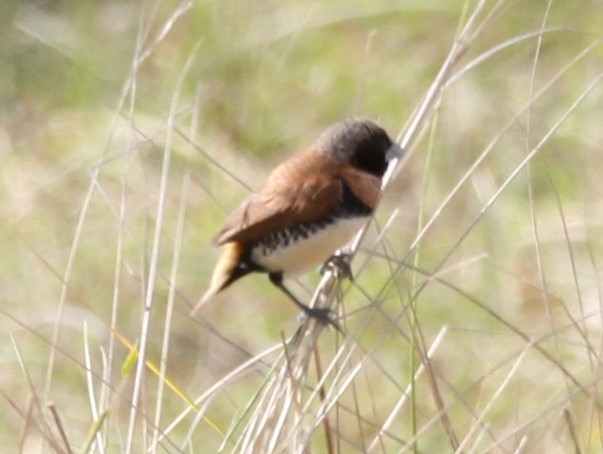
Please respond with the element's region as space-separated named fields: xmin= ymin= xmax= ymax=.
xmin=320 ymin=252 xmax=354 ymax=281
xmin=300 ymin=306 xmax=344 ymax=333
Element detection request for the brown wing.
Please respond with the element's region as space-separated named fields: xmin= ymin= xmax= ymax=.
xmin=214 ymin=149 xmax=342 ymax=245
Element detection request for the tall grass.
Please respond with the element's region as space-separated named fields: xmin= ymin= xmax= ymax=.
xmin=1 ymin=0 xmax=602 ymax=452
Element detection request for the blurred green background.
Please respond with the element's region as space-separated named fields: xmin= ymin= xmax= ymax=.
xmin=1 ymin=0 xmax=603 ymax=452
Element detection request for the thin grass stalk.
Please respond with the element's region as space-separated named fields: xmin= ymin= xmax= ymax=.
xmin=44 ymin=179 xmax=96 ymax=402
xmin=235 ymin=279 xmax=339 ymax=451
xmin=83 ymin=322 xmax=105 ymax=453
xmin=47 ymin=402 xmax=73 ymax=454
xmin=367 ymin=326 xmax=448 ymax=451
xmin=124 ymin=91 xmax=172 ymax=454
xmin=457 ymin=345 xmax=530 ymax=453
xmin=150 ymin=40 xmax=200 ymax=452
xmin=150 ymin=171 xmax=190 ymax=451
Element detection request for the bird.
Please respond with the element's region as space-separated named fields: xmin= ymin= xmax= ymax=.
xmin=192 ymin=118 xmax=400 ymax=325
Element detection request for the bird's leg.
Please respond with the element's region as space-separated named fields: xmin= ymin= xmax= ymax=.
xmin=268 ymin=272 xmax=342 ymax=332
xmin=320 ymin=251 xmax=354 ymax=281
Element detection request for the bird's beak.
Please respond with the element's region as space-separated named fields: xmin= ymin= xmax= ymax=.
xmin=386 ymin=142 xmax=404 ymax=162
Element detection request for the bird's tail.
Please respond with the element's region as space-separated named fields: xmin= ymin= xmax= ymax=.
xmin=191 ymin=242 xmax=245 ymax=316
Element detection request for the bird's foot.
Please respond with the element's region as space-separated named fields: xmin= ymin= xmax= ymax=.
xmin=320 ymin=252 xmax=353 ymax=281
xmin=300 ymin=306 xmax=343 ymax=334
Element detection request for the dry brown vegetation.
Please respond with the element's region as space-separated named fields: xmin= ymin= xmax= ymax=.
xmin=1 ymin=0 xmax=603 ymax=452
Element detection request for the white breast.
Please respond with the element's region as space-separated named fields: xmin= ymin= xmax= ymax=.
xmin=251 ymin=217 xmax=366 ymax=277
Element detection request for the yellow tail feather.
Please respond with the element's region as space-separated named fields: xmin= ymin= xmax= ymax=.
xmin=190 ymin=242 xmax=243 ymax=316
